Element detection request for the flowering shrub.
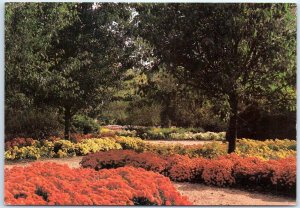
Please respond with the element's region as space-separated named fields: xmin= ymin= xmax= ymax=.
xmin=81 ymin=150 xmax=296 ymax=196
xmin=236 ymin=139 xmax=296 ymax=160
xmin=5 ymin=136 xmax=296 ymax=161
xmin=116 ymin=130 xmax=137 ymax=137
xmin=5 ymin=138 xmax=35 ymax=150
xmin=269 ymin=157 xmax=296 ymax=193
xmin=5 ymin=139 xmax=122 ymax=160
xmin=169 ymin=132 xmax=226 ymax=141
xmin=112 ymin=136 xmax=145 ymax=152
xmin=166 ymin=155 xmax=201 ymax=182
xmin=124 ymin=126 xmax=225 ymax=141
xmin=5 ymin=146 xmax=42 ymax=160
xmin=74 ymin=138 xmax=122 ymax=155
xmin=112 ymin=136 xmax=227 ymax=158
xmin=5 ymin=163 xmax=190 ymax=205
xmin=81 ymin=150 xmax=168 ymax=173
xmin=100 ymin=127 xmax=116 ymax=137
xmin=201 ymin=158 xmax=235 ymax=186
xmin=69 ymin=133 xmax=95 ymax=143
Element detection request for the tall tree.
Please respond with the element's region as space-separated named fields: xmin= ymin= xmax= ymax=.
xmin=6 ymin=3 xmax=135 ymax=139
xmin=135 ymin=3 xmax=296 ymax=152
xmin=5 ymin=3 xmax=78 ymax=138
xmin=5 ymin=3 xmax=77 ymax=108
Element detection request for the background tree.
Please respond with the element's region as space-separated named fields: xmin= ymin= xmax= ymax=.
xmin=5 ymin=3 xmax=77 ymax=138
xmin=5 ymin=3 xmax=135 ymax=139
xmin=135 ymin=3 xmax=296 ymax=152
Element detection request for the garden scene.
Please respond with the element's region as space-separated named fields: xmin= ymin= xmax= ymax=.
xmin=4 ymin=3 xmax=296 ymax=206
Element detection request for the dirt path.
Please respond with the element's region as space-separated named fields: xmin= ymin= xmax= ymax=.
xmin=5 ymin=157 xmax=296 ymax=206
xmin=145 ymin=140 xmax=218 ymax=146
xmin=5 ymin=156 xmax=84 ymax=169
xmin=174 ymin=183 xmax=295 ymax=206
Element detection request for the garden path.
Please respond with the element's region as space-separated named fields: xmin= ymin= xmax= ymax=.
xmin=5 ymin=156 xmax=296 ymax=205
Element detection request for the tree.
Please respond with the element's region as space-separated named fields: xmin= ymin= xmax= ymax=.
xmin=135 ymin=3 xmax=296 ymax=152
xmin=6 ymin=3 xmax=135 ymax=139
xmin=137 ymin=67 xmax=178 ymax=127
xmin=5 ymin=3 xmax=78 ymax=139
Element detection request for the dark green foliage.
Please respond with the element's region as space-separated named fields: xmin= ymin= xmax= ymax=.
xmin=237 ymin=106 xmax=296 ymax=140
xmin=72 ymin=114 xmax=99 ymax=134
xmin=126 ymin=127 xmax=206 ymax=140
xmin=133 ymin=197 xmax=158 ymax=206
xmin=5 ymin=108 xmax=63 ymax=140
xmin=5 ymin=3 xmax=135 ymax=139
xmin=5 ymin=3 xmax=296 ymax=142
xmin=135 ymin=3 xmax=296 ymax=152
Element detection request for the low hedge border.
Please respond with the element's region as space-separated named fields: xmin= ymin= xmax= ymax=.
xmin=80 ymin=150 xmax=296 ymax=197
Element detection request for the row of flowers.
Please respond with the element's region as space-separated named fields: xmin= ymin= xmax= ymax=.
xmin=114 ymin=136 xmax=296 ymax=160
xmin=80 ymin=150 xmax=296 ymax=196
xmin=115 ymin=126 xmax=226 ymax=141
xmin=5 ymin=138 xmax=122 ymax=160
xmin=5 ymin=163 xmax=190 ymax=205
xmin=5 ymin=136 xmax=296 ymax=160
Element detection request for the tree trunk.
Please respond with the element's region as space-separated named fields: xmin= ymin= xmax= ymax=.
xmin=64 ymin=106 xmax=72 ymax=140
xmin=226 ymin=95 xmax=238 ymax=153
xmin=160 ymin=106 xmax=171 ymax=128
xmin=160 ymin=96 xmax=172 ymax=128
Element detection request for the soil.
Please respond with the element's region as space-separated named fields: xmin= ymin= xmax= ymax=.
xmin=174 ymin=183 xmax=296 ymax=206
xmin=5 ymin=156 xmax=296 ymax=206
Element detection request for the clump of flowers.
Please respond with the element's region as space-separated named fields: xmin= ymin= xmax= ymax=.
xmin=5 ymin=138 xmax=35 ymax=150
xmin=5 ymin=136 xmax=296 ymax=161
xmin=81 ymin=150 xmax=296 ymax=196
xmin=81 ymin=149 xmax=167 ymax=173
xmin=5 ymin=162 xmax=191 ymax=205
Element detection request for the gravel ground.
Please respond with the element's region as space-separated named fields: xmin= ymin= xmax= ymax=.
xmin=5 ymin=156 xmax=296 ymax=206
xmin=174 ymin=182 xmax=296 ymax=206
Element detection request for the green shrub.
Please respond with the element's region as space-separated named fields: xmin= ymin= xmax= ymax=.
xmin=72 ymin=114 xmax=99 ymax=134
xmin=5 ymin=108 xmax=63 ymax=140
xmin=116 ymin=129 xmax=137 ymax=137
xmin=129 ymin=126 xmax=225 ymax=141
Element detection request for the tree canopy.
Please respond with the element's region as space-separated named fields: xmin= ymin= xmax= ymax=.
xmin=5 ymin=3 xmax=296 ymax=151
xmin=135 ymin=3 xmax=296 ymax=152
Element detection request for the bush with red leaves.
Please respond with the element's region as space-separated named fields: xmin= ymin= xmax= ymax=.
xmin=166 ymin=155 xmax=199 ymax=182
xmin=5 ymin=138 xmax=35 ymax=150
xmin=5 ymin=162 xmax=190 ymax=205
xmin=80 ymin=149 xmax=167 ymax=173
xmin=201 ymin=158 xmax=235 ymax=186
xmin=69 ymin=133 xmax=95 ymax=143
xmin=81 ymin=150 xmax=296 ymax=196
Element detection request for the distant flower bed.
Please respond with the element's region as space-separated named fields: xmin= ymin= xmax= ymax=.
xmin=113 ymin=136 xmax=296 ymax=160
xmin=5 ymin=136 xmax=296 ymax=161
xmin=117 ymin=126 xmax=226 ymax=141
xmin=5 ymin=163 xmax=190 ymax=205
xmin=81 ymin=150 xmax=296 ymax=197
xmin=236 ymin=138 xmax=296 ymax=160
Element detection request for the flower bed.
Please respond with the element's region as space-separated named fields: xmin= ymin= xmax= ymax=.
xmin=236 ymin=138 xmax=296 ymax=160
xmin=5 ymin=138 xmax=122 ymax=160
xmin=113 ymin=136 xmax=295 ymax=160
xmin=5 ymin=138 xmax=35 ymax=149
xmin=5 ymin=136 xmax=296 ymax=161
xmin=5 ymin=163 xmax=190 ymax=205
xmin=81 ymin=150 xmax=296 ymax=196
xmin=118 ymin=126 xmax=225 ymax=141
